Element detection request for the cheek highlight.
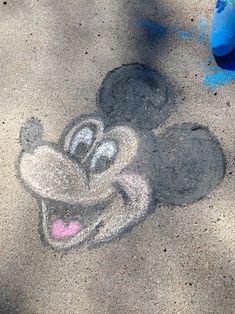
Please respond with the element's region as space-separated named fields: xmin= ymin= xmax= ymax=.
xmin=116 ymin=172 xmax=151 ymax=210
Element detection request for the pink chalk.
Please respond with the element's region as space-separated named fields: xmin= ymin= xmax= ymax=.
xmin=52 ymin=219 xmax=81 ymax=239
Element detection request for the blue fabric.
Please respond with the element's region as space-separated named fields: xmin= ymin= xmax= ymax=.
xmin=210 ymin=1 xmax=235 ymax=56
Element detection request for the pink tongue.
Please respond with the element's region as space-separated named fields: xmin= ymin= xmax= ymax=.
xmin=52 ymin=219 xmax=81 ymax=239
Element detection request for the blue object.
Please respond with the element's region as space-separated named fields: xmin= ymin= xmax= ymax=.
xmin=210 ymin=0 xmax=235 ymax=56
xmin=214 ymin=46 xmax=235 ymax=69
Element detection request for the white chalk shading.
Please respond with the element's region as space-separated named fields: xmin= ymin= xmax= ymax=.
xmin=63 ymin=118 xmax=104 ymax=153
xmin=90 ymin=141 xmax=117 ymax=170
xmin=69 ymin=127 xmax=94 ymax=155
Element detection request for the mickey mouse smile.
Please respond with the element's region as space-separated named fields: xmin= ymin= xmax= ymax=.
xmin=18 ymin=64 xmax=226 ymax=251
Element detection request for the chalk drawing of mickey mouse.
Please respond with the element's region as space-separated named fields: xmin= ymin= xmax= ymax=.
xmin=18 ymin=64 xmax=226 ymax=251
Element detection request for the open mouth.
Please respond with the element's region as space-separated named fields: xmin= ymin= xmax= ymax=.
xmin=40 ymin=199 xmax=106 ymax=248
xmin=48 ymin=202 xmax=85 ymax=240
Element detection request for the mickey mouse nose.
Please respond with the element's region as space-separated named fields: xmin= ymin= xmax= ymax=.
xmin=20 ymin=118 xmax=43 ymax=152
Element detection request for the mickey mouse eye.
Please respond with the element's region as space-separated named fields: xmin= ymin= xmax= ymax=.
xmin=69 ymin=127 xmax=95 ymax=160
xmin=90 ymin=141 xmax=118 ymax=173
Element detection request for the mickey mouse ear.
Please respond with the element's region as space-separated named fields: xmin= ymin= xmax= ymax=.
xmin=97 ymin=63 xmax=175 ymax=129
xmin=153 ymin=123 xmax=226 ymax=205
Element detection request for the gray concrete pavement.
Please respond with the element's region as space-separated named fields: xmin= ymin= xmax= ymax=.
xmin=0 ymin=0 xmax=234 ymax=313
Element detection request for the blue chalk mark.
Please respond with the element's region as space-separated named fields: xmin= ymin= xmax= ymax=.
xmin=137 ymin=18 xmax=208 ymax=44
xmin=203 ymin=63 xmax=235 ymax=89
xmin=198 ymin=31 xmax=206 ymax=43
xmin=168 ymin=25 xmax=194 ymax=40
xmin=178 ymin=30 xmax=193 ymax=40
xmin=136 ymin=19 xmax=167 ymax=41
xmin=200 ymin=17 xmax=209 ymax=29
xmin=210 ymin=65 xmax=220 ymax=71
xmin=197 ymin=17 xmax=209 ymax=44
xmin=136 ymin=17 xmax=235 ymax=89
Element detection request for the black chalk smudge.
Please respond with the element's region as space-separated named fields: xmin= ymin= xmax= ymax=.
xmin=97 ymin=63 xmax=175 ymax=129
xmin=153 ymin=123 xmax=226 ymax=205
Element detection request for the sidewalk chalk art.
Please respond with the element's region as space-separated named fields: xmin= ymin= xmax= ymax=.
xmin=17 ymin=64 xmax=226 ymax=251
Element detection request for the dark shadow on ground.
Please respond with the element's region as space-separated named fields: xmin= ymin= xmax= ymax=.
xmin=0 ymin=285 xmax=23 ymax=314
xmin=124 ymin=0 xmax=171 ymax=67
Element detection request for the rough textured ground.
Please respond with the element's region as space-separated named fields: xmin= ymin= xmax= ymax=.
xmin=0 ymin=0 xmax=234 ymax=313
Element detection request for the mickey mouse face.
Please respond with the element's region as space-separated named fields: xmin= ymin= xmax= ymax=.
xmin=18 ymin=64 xmax=226 ymax=251
xmin=19 ymin=114 xmax=154 ymax=250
